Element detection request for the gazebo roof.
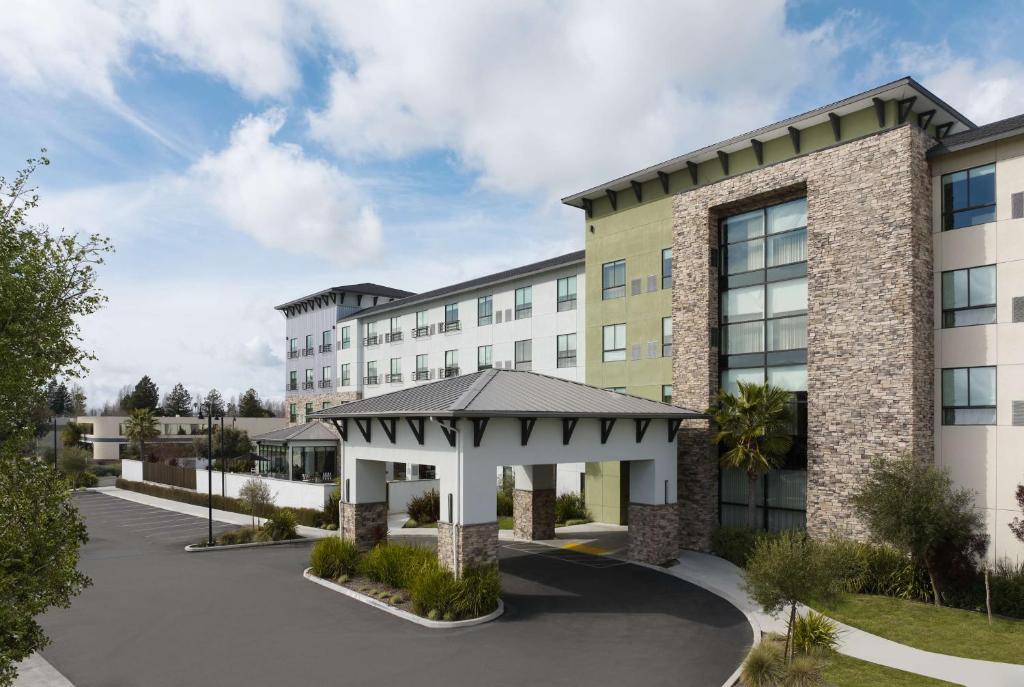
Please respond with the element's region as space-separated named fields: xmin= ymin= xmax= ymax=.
xmin=311 ymin=369 xmax=703 ymax=420
xmin=252 ymin=421 xmax=339 ymax=443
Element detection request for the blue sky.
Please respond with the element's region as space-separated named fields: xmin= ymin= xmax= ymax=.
xmin=2 ymin=0 xmax=1022 ymax=411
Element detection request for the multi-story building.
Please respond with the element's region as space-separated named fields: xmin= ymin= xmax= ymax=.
xmin=562 ymin=76 xmax=1024 ymax=562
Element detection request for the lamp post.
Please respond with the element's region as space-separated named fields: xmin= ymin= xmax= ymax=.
xmin=195 ymin=401 xmax=214 ymax=547
xmin=220 ymin=413 xmax=226 ymax=495
xmin=53 ymin=414 xmax=58 ymax=469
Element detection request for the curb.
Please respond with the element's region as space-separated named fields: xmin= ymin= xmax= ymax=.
xmin=302 ymin=568 xmax=504 ymax=629
xmin=185 ymin=538 xmax=314 ymax=552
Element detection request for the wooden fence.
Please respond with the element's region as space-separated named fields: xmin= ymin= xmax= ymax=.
xmin=142 ymin=461 xmax=196 ymax=490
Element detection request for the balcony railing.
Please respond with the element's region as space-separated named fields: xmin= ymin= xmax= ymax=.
xmin=286 ymin=383 xmax=297 ymax=391
xmin=302 ymin=381 xmax=314 ymax=390
xmin=318 ymin=379 xmax=332 ymax=388
xmin=365 ymin=375 xmax=379 ymax=385
xmin=439 ymin=320 xmax=461 ymax=333
xmin=302 ymin=348 xmax=314 ymax=356
xmin=365 ymin=335 xmax=379 ymax=346
xmin=441 ymin=366 xmax=460 ymax=378
xmin=385 ymin=331 xmax=403 ymax=343
xmin=287 ymin=350 xmax=299 ymax=359
xmin=412 ymin=326 xmax=430 ymax=338
xmin=319 ymin=343 xmax=332 ymax=353
xmin=412 ymin=370 xmax=431 ymax=381
xmin=386 ymin=373 xmax=402 ymax=383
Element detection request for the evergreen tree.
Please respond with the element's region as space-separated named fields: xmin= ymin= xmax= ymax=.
xmin=124 ymin=375 xmax=159 ymax=411
xmin=226 ymin=397 xmax=238 ymax=417
xmin=238 ymin=388 xmax=269 ymax=417
xmin=163 ymin=383 xmax=192 ymax=417
xmin=205 ymin=388 xmax=225 ymax=417
xmin=69 ymin=384 xmax=86 ymax=416
xmin=47 ymin=382 xmax=72 ymax=415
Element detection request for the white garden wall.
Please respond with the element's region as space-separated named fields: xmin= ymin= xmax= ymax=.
xmin=195 ymin=469 xmax=336 ymax=511
xmin=387 ymin=478 xmax=440 ymax=514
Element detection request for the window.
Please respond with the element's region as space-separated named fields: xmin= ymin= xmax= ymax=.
xmin=304 ymin=369 xmax=314 ymax=389
xmin=289 ymin=403 xmax=297 ymax=423
xmin=388 ymin=317 xmax=402 ymax=341
xmin=942 ymin=265 xmax=996 ymax=327
xmin=304 ymin=334 xmax=314 ymax=355
xmin=444 ymin=350 xmax=459 ymax=377
xmin=478 ymin=345 xmax=492 ymax=370
xmin=445 ymin=303 xmax=459 ymax=323
xmin=722 ymin=279 xmax=807 ymax=355
xmin=288 ymin=370 xmax=297 ymax=390
xmin=321 ymin=366 xmax=331 ymax=387
xmin=603 ymin=323 xmax=626 ymax=362
xmin=478 ymin=295 xmax=493 ymax=326
xmin=365 ymin=321 xmax=378 ymax=345
xmin=515 ymin=339 xmax=532 ymax=370
xmin=723 ymin=198 xmax=806 ymax=276
xmin=662 ymin=317 xmax=672 ymax=357
xmin=388 ymin=358 xmax=401 ymax=382
xmin=942 ymin=366 xmax=996 ymax=425
xmin=557 ymin=276 xmax=577 ymax=311
xmin=288 ymin=337 xmax=298 ymax=358
xmin=322 ymin=402 xmax=331 ymax=410
xmin=340 ymin=326 xmax=351 ymax=349
xmin=366 ymin=361 xmax=378 ymax=385
xmin=415 ymin=354 xmax=429 ymax=380
xmin=515 ymin=286 xmax=532 ymax=319
xmin=662 ymin=385 xmax=672 ymax=404
xmin=340 ymin=363 xmax=350 ymax=386
xmin=602 ymin=260 xmax=626 ymax=299
xmin=416 ymin=310 xmax=428 ymax=329
xmin=662 ymin=248 xmax=672 ymax=289
xmin=304 ymin=402 xmax=313 ymax=418
xmin=557 ymin=333 xmax=576 ymax=368
xmin=943 ymin=164 xmax=996 ymax=231
xmin=321 ymin=330 xmax=332 ymax=352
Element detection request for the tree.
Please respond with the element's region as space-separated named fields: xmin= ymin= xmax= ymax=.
xmin=123 ymin=409 xmax=160 ymax=461
xmin=707 ymin=382 xmax=794 ymax=529
xmin=743 ymin=531 xmax=839 ymax=664
xmin=123 ymin=375 xmax=159 ymax=412
xmin=46 ymin=381 xmax=72 ymax=416
xmin=58 ymin=446 xmax=91 ymax=488
xmin=192 ymin=426 xmax=252 ymax=463
xmin=1008 ymin=485 xmax=1024 ymax=544
xmin=163 ymin=383 xmax=192 ymax=417
xmin=238 ymin=477 xmax=275 ymax=527
xmin=61 ymin=421 xmax=88 ymax=448
xmin=0 ymin=457 xmax=91 ymax=686
xmin=205 ymin=388 xmax=225 ymax=417
xmin=852 ymin=455 xmax=988 ymax=607
xmin=69 ymin=384 xmax=86 ymax=416
xmin=238 ymin=388 xmax=270 ymax=417
xmin=226 ymin=399 xmax=238 ymax=417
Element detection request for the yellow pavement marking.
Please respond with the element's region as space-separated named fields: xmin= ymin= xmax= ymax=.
xmin=561 ymin=542 xmax=610 ymax=555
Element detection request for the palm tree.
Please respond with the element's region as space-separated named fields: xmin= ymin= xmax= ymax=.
xmin=124 ymin=408 xmax=160 ymax=461
xmin=707 ymin=381 xmax=794 ymax=529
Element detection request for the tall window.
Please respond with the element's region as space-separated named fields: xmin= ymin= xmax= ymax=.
xmin=942 ymin=164 xmax=996 ymax=231
xmin=603 ymin=324 xmax=626 ymax=362
xmin=366 ymin=361 xmax=378 ymax=385
xmin=942 ymin=265 xmax=996 ymax=327
xmin=478 ymin=295 xmax=493 ymax=326
xmin=304 ymin=334 xmax=313 ymax=353
xmin=515 ymin=286 xmax=532 ymax=319
xmin=322 ymin=366 xmax=331 ymax=380
xmin=444 ymin=303 xmax=459 ymax=323
xmin=365 ymin=321 xmax=378 ymax=345
xmin=415 ymin=354 xmax=429 ymax=380
xmin=444 ymin=350 xmax=459 ymax=377
xmin=557 ymin=333 xmax=577 ymax=368
xmin=389 ymin=358 xmax=401 ymax=382
xmin=288 ymin=370 xmax=297 ymax=390
xmin=304 ymin=369 xmax=314 ymax=388
xmin=304 ymin=402 xmax=313 ymax=418
xmin=415 ymin=310 xmax=429 ymax=332
xmin=340 ymin=363 xmax=350 ymax=386
xmin=662 ymin=317 xmax=672 ymax=357
xmin=942 ymin=367 xmax=996 ymax=425
xmin=515 ymin=339 xmax=532 ymax=371
xmin=662 ymin=385 xmax=672 ymax=404
xmin=289 ymin=403 xmax=297 ymax=422
xmin=322 ymin=402 xmax=331 ymax=410
xmin=557 ymin=276 xmax=577 ymax=311
xmin=662 ymin=248 xmax=672 ymax=289
xmin=478 ymin=345 xmax=492 ymax=370
xmin=602 ymin=259 xmax=626 ymax=299
xmin=289 ymin=337 xmax=297 ymax=353
xmin=340 ymin=326 xmax=350 ymax=349
xmin=321 ymin=330 xmax=332 ymax=350
xmin=389 ymin=317 xmax=401 ymax=338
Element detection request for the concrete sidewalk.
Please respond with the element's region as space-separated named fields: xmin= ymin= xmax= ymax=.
xmin=14 ymin=653 xmax=74 ymax=687
xmin=667 ymin=551 xmax=1024 ymax=687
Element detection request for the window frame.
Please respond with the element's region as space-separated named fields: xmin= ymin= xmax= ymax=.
xmin=340 ymin=326 xmax=351 ymax=349
xmin=662 ymin=385 xmax=672 ymax=404
xmin=662 ymin=248 xmax=672 ymax=289
xmin=365 ymin=360 xmax=378 ymax=385
xmin=556 ymin=333 xmax=577 ymax=368
xmin=444 ymin=303 xmax=459 ymax=323
xmin=478 ymin=295 xmax=493 ymax=326
xmin=602 ymin=259 xmax=626 ymax=300
xmin=444 ymin=349 xmax=459 ymax=377
xmin=941 ymin=265 xmax=997 ymax=328
xmin=942 ymin=164 xmax=996 ymax=231
xmin=340 ymin=363 xmax=350 ymax=387
xmin=514 ymin=339 xmax=532 ymax=371
xmin=388 ymin=357 xmax=401 ymax=382
xmin=477 ymin=345 xmax=492 ymax=370
xmin=515 ymin=286 xmax=532 ymax=319
xmin=602 ymin=323 xmax=626 ymax=362
xmin=662 ymin=316 xmax=672 ymax=357
xmin=557 ymin=276 xmax=577 ymax=311
xmin=942 ymin=366 xmax=996 ymax=426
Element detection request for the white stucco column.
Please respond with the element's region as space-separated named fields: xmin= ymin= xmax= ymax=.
xmin=340 ymin=455 xmax=388 ymax=550
xmin=436 ymin=448 xmax=499 ymax=573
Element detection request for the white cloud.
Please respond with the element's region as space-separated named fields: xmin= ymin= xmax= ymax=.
xmin=306 ymin=1 xmax=843 ymax=196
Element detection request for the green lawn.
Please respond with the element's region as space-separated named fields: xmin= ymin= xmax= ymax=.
xmin=498 ymin=516 xmax=513 ymax=530
xmin=825 ymin=653 xmax=962 ymax=687
xmin=816 ymin=594 xmax=1024 ymax=665
xmin=402 ymin=517 xmax=514 ymax=530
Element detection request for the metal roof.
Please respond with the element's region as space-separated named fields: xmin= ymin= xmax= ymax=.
xmin=350 ymin=250 xmax=585 ymax=319
xmin=929 ymin=113 xmax=1024 ymax=155
xmin=310 ymin=369 xmax=703 ymax=419
xmin=252 ymin=421 xmax=339 ymax=443
xmin=561 ymin=77 xmax=976 ymax=208
xmin=274 ymin=283 xmax=415 ymax=312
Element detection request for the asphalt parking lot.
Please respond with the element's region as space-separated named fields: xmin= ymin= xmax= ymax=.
xmin=38 ymin=491 xmax=751 ymax=687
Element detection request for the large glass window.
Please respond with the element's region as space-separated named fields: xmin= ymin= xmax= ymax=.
xmin=557 ymin=276 xmax=577 ymax=311
xmin=662 ymin=317 xmax=672 ymax=357
xmin=942 ymin=265 xmax=996 ymax=327
xmin=515 ymin=287 xmax=532 ymax=319
xmin=662 ymin=248 xmax=672 ymax=289
xmin=602 ymin=260 xmax=626 ymax=299
xmin=603 ymin=323 xmax=626 ymax=362
xmin=722 ymin=278 xmax=806 ymax=355
xmin=478 ymin=295 xmax=493 ymax=326
xmin=557 ymin=333 xmax=576 ymax=368
xmin=515 ymin=339 xmax=532 ymax=371
xmin=942 ymin=366 xmax=996 ymax=425
xmin=723 ymin=198 xmax=806 ymax=276
xmin=478 ymin=345 xmax=492 ymax=370
xmin=942 ymin=164 xmax=996 ymax=231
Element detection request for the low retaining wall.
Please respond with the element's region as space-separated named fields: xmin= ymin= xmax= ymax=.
xmin=387 ymin=478 xmax=440 ymax=514
xmin=121 ymin=459 xmax=143 ymax=482
xmin=195 ymin=470 xmax=337 ymax=510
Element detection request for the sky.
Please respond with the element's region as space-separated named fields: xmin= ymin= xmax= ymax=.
xmin=3 ymin=0 xmax=1024 ymax=412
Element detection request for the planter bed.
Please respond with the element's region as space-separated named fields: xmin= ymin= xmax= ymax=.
xmin=303 ymin=568 xmax=503 ymax=629
xmin=185 ymin=537 xmax=311 ymax=553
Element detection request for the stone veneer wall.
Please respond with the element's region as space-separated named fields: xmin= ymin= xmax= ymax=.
xmin=340 ymin=501 xmax=387 ymax=550
xmin=627 ymin=503 xmax=679 ymax=564
xmin=287 ymin=390 xmax=360 ymax=424
xmin=437 ymin=521 xmax=499 ymax=573
xmin=672 ymin=124 xmax=934 ymax=549
xmin=512 ymin=488 xmax=556 ymax=540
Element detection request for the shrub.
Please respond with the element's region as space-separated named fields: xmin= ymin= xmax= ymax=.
xmin=239 ymin=477 xmax=274 ymax=527
xmin=409 ymin=565 xmax=460 ymax=619
xmin=789 ymin=611 xmax=839 ymax=655
xmin=990 ymin=559 xmax=1024 ymax=619
xmin=263 ymin=509 xmax=297 ymax=541
xmin=496 ymin=490 xmax=513 ymax=518
xmin=782 ymin=654 xmax=825 ymax=687
xmin=407 ymin=489 xmax=440 ymax=524
xmin=555 ymin=492 xmax=588 ymax=523
xmin=360 ymin=543 xmax=436 ymax=589
xmin=59 ymin=446 xmax=91 ymax=487
xmin=218 ymin=526 xmax=258 ymax=545
xmin=77 ymin=471 xmax=98 ymax=488
xmin=740 ymin=641 xmax=784 ymax=687
xmin=309 ymin=537 xmax=361 ymax=578
xmin=90 ymin=463 xmax=121 ymax=477
xmin=451 ymin=565 xmax=501 ymax=618
xmin=824 ymin=537 xmax=932 ymax=603
xmin=322 ymin=489 xmax=341 ymax=528
xmin=564 ymin=518 xmax=590 ymax=527
xmin=712 ymin=527 xmax=766 ymax=568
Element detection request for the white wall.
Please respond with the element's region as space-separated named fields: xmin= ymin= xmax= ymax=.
xmin=195 ymin=469 xmax=336 ymax=510
xmin=387 ymin=478 xmax=441 ymax=514
xmin=121 ymin=458 xmax=143 ymax=482
xmin=932 ymin=137 xmax=1024 ymax=563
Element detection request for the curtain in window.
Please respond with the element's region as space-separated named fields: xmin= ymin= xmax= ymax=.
xmin=767 ymin=229 xmax=806 ymax=266
xmin=725 ymin=321 xmax=764 ymax=354
xmin=767 ymin=316 xmax=807 ymax=351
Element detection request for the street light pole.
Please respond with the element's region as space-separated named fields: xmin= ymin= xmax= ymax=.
xmin=197 ymin=401 xmax=214 ymax=547
xmin=53 ymin=415 xmax=58 ymax=469
xmin=220 ymin=414 xmax=225 ymax=495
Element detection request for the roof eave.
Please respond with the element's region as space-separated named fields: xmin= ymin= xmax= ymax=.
xmin=928 ymin=126 xmax=1024 ymax=157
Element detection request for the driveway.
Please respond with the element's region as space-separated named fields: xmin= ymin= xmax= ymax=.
xmin=39 ymin=491 xmax=751 ymax=687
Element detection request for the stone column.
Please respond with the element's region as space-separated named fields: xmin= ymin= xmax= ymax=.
xmin=339 ymin=456 xmax=388 ymax=550
xmin=437 ymin=521 xmax=499 ymax=573
xmin=512 ymin=464 xmax=556 ymax=541
xmin=626 ymin=458 xmax=679 ymax=565
xmin=436 ymin=456 xmax=499 ymax=574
